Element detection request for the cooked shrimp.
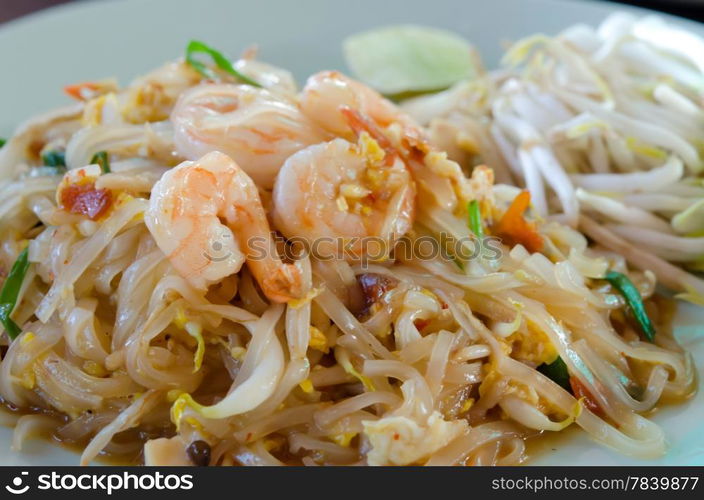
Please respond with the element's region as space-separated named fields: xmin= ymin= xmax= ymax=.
xmin=145 ymin=151 xmax=302 ymax=302
xmin=171 ymin=83 xmax=327 ymax=188
xmin=122 ymin=61 xmax=202 ymax=123
xmin=300 ymin=71 xmax=472 ymax=210
xmin=272 ymin=137 xmax=415 ymax=262
xmin=300 ymin=71 xmax=421 ymax=138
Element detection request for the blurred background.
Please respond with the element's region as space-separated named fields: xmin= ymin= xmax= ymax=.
xmin=2 ymin=0 xmax=704 ymax=24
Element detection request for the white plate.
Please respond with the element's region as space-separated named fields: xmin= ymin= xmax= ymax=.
xmin=0 ymin=0 xmax=703 ymax=466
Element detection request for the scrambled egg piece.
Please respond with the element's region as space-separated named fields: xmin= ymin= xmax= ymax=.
xmin=331 ymin=432 xmax=357 ymax=448
xmin=507 ymin=320 xmax=557 ymax=366
xmin=298 ymin=378 xmax=314 ymax=394
xmin=308 ymin=326 xmax=329 ymax=353
xmin=363 ymin=411 xmax=467 ymax=466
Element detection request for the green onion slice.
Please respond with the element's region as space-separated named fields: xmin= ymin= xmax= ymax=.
xmin=537 ymin=356 xmax=571 ymax=392
xmin=185 ymin=40 xmax=261 ymax=87
xmin=41 ymin=150 xmax=66 ymax=168
xmin=91 ymin=151 xmax=110 ymax=174
xmin=0 ymin=247 xmax=30 ymax=341
xmin=468 ymin=200 xmax=484 ymax=240
xmin=605 ymin=270 xmax=656 ymax=342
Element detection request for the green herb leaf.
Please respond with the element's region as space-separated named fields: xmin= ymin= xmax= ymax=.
xmin=0 ymin=138 xmax=6 ymax=148
xmin=344 ymin=25 xmax=477 ymax=95
xmin=41 ymin=150 xmax=66 ymax=168
xmin=91 ymin=151 xmax=110 ymax=174
xmin=185 ymin=40 xmax=261 ymax=87
xmin=0 ymin=247 xmax=30 ymax=341
xmin=605 ymin=271 xmax=656 ymax=342
xmin=468 ymin=200 xmax=484 ymax=240
xmin=537 ymin=356 xmax=571 ymax=392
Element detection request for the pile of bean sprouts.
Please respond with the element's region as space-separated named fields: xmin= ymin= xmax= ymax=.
xmin=404 ymin=13 xmax=704 ymax=301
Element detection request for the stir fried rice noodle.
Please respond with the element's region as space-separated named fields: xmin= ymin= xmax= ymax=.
xmin=0 ymin=13 xmax=698 ymax=466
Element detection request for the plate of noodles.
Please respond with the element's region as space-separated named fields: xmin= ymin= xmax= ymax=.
xmin=1 ymin=0 xmax=703 ymax=466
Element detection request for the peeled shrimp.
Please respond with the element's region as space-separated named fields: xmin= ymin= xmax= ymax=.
xmin=145 ymin=151 xmax=302 ymax=302
xmin=122 ymin=61 xmax=202 ymax=123
xmin=300 ymin=70 xmax=421 ymax=139
xmin=272 ymin=137 xmax=415 ymax=262
xmin=300 ymin=71 xmax=472 ymax=210
xmin=171 ymin=83 xmax=326 ymax=188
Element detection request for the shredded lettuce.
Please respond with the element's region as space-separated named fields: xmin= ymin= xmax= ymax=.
xmin=344 ymin=25 xmax=477 ymax=95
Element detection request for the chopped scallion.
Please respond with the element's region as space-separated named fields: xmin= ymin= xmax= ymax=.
xmin=91 ymin=151 xmax=110 ymax=174
xmin=185 ymin=40 xmax=261 ymax=87
xmin=605 ymin=270 xmax=656 ymax=342
xmin=537 ymin=356 xmax=571 ymax=392
xmin=468 ymin=200 xmax=484 ymax=240
xmin=0 ymin=247 xmax=30 ymax=340
xmin=41 ymin=150 xmax=66 ymax=168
